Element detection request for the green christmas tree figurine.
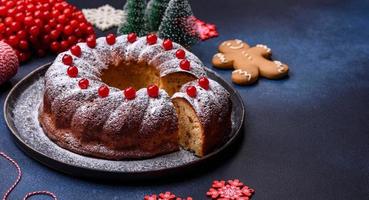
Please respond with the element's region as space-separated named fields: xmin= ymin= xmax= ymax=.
xmin=118 ymin=0 xmax=147 ymax=36
xmin=158 ymin=0 xmax=199 ymax=47
xmin=145 ymin=0 xmax=170 ymax=32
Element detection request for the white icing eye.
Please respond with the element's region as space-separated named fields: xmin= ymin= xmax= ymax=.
xmin=226 ymin=42 xmax=231 ymax=46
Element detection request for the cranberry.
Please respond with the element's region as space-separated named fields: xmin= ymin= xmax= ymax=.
xmin=127 ymin=33 xmax=137 ymax=43
xmin=7 ymin=35 xmax=19 ymax=47
xmin=186 ymin=86 xmax=197 ymax=98
xmin=19 ymin=40 xmax=29 ymax=50
xmin=162 ymin=39 xmax=173 ymax=50
xmin=124 ymin=87 xmax=136 ymax=100
xmin=147 ymin=85 xmax=159 ymax=98
xmin=198 ymin=77 xmax=210 ymax=90
xmin=175 ymin=49 xmax=186 ymax=59
xmin=106 ymin=33 xmax=116 ymax=45
xmin=146 ymin=34 xmax=157 ymax=45
xmin=64 ymin=25 xmax=73 ymax=35
xmin=179 ymin=59 xmax=190 ymax=70
xmin=67 ymin=66 xmax=78 ymax=77
xmin=70 ymin=45 xmax=81 ymax=57
xmin=98 ymin=85 xmax=110 ymax=97
xmin=86 ymin=36 xmax=96 ymax=48
xmin=62 ymin=54 xmax=73 ymax=65
xmin=29 ymin=26 xmax=40 ymax=37
xmin=78 ymin=78 xmax=89 ymax=89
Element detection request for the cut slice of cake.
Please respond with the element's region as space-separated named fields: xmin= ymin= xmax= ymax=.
xmin=172 ymin=78 xmax=232 ymax=156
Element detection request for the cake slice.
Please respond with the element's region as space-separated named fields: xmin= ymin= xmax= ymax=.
xmin=172 ymin=78 xmax=232 ymax=156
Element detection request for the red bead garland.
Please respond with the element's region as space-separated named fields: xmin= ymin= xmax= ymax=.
xmin=198 ymin=77 xmax=209 ymax=90
xmin=78 ymin=78 xmax=89 ymax=89
xmin=98 ymin=85 xmax=109 ymax=97
xmin=179 ymin=59 xmax=191 ymax=70
xmin=146 ymin=34 xmax=157 ymax=45
xmin=106 ymin=33 xmax=116 ymax=45
xmin=67 ymin=66 xmax=78 ymax=77
xmin=70 ymin=45 xmax=81 ymax=57
xmin=147 ymin=85 xmax=159 ymax=98
xmin=62 ymin=54 xmax=73 ymax=65
xmin=124 ymin=87 xmax=136 ymax=100
xmin=127 ymin=33 xmax=137 ymax=43
xmin=186 ymin=86 xmax=197 ymax=98
xmin=0 ymin=0 xmax=96 ymax=62
xmin=175 ymin=49 xmax=186 ymax=59
xmin=162 ymin=39 xmax=173 ymax=50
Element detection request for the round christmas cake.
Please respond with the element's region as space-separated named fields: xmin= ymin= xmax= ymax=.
xmin=39 ymin=33 xmax=232 ymax=160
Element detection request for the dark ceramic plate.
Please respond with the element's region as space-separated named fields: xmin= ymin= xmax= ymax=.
xmin=4 ymin=63 xmax=245 ymax=180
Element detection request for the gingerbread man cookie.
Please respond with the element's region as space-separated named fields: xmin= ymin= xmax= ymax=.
xmin=212 ymin=39 xmax=289 ymax=85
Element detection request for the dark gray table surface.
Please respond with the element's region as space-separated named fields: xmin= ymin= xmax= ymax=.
xmin=1 ymin=0 xmax=369 ymax=199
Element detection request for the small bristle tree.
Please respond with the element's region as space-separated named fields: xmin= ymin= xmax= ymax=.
xmin=158 ymin=0 xmax=199 ymax=48
xmin=118 ymin=0 xmax=147 ymax=36
xmin=144 ymin=0 xmax=170 ymax=32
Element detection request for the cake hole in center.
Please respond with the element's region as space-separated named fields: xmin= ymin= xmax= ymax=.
xmin=101 ymin=61 xmax=160 ymax=90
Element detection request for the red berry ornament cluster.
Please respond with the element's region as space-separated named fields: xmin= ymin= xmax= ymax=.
xmin=206 ymin=179 xmax=255 ymax=200
xmin=0 ymin=0 xmax=96 ymax=62
xmin=144 ymin=192 xmax=192 ymax=200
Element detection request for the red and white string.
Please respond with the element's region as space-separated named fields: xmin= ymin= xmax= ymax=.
xmin=0 ymin=151 xmax=57 ymax=200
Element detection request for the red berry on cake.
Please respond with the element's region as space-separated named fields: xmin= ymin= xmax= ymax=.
xmin=180 ymin=59 xmax=190 ymax=70
xmin=62 ymin=54 xmax=73 ymax=65
xmin=186 ymin=86 xmax=197 ymax=98
xmin=86 ymin=36 xmax=96 ymax=48
xmin=162 ymin=39 xmax=173 ymax=50
xmin=124 ymin=87 xmax=136 ymax=100
xmin=106 ymin=33 xmax=116 ymax=45
xmin=147 ymin=84 xmax=159 ymax=98
xmin=146 ymin=34 xmax=157 ymax=45
xmin=127 ymin=33 xmax=137 ymax=43
xmin=78 ymin=78 xmax=89 ymax=89
xmin=70 ymin=45 xmax=81 ymax=57
xmin=67 ymin=66 xmax=78 ymax=77
xmin=198 ymin=77 xmax=209 ymax=90
xmin=98 ymin=85 xmax=109 ymax=97
xmin=175 ymin=49 xmax=186 ymax=59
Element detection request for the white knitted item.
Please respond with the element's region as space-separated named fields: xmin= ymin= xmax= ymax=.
xmin=82 ymin=4 xmax=125 ymax=31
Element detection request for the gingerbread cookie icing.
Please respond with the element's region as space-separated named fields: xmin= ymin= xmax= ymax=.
xmin=212 ymin=39 xmax=289 ymax=85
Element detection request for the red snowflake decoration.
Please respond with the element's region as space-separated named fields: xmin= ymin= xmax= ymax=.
xmin=144 ymin=191 xmax=192 ymax=200
xmin=206 ymin=179 xmax=255 ymax=200
xmin=190 ymin=16 xmax=219 ymax=41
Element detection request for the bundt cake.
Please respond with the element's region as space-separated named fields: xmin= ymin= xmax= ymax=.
xmin=39 ymin=33 xmax=232 ymax=160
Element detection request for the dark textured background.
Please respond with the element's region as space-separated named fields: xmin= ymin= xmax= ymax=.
xmin=1 ymin=0 xmax=369 ymax=199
